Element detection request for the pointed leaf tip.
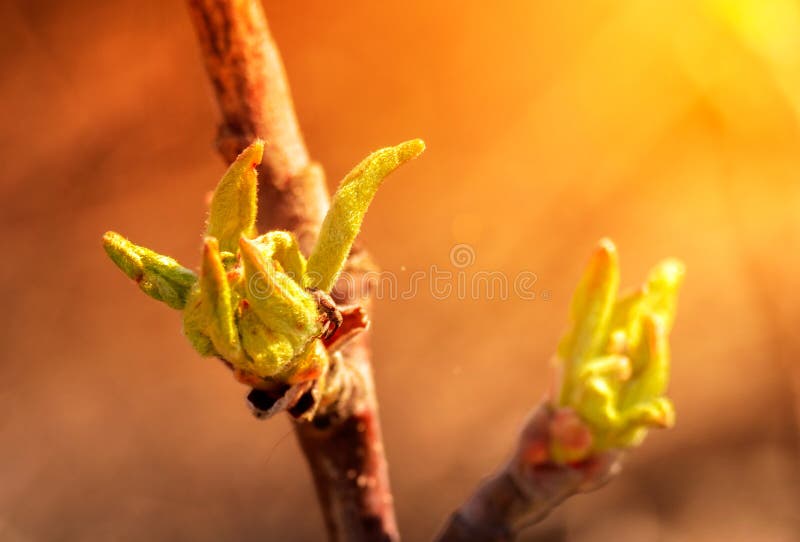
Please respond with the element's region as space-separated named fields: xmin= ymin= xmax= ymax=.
xmin=649 ymin=258 xmax=685 ymax=289
xmin=237 ymin=138 xmax=265 ymax=166
xmin=396 ymin=138 xmax=426 ymax=162
xmin=595 ymin=237 xmax=617 ymax=262
xmin=102 ymin=231 xmax=142 ymax=280
xmin=580 ymin=238 xmax=618 ymax=294
xmin=238 ymin=234 xmax=267 ymax=276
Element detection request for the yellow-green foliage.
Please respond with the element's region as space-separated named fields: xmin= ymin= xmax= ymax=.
xmin=102 ymin=231 xmax=197 ymax=310
xmin=183 ymin=237 xmax=242 ymax=362
xmin=103 ymin=139 xmax=424 ymax=384
xmin=306 ymin=139 xmax=425 ymax=292
xmin=554 ymin=239 xmax=684 ymax=462
xmin=206 ymin=140 xmax=262 ymax=253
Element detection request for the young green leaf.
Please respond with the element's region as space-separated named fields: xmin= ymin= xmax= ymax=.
xmin=558 ymin=239 xmax=620 ymax=403
xmin=306 ymin=139 xmax=425 ymax=292
xmin=254 ymin=230 xmax=307 ymax=283
xmin=182 ymin=237 xmax=241 ymax=361
xmin=102 ymin=231 xmax=197 ymax=309
xmin=206 ymin=139 xmax=264 ymax=253
xmin=238 ymin=235 xmax=318 ymax=343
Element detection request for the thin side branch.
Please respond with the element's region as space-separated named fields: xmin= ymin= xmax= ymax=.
xmin=186 ymin=1 xmax=398 ymax=540
xmin=435 ymin=403 xmax=621 ymax=542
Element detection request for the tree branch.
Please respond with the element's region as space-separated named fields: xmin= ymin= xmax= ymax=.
xmin=186 ymin=1 xmax=398 ymax=540
xmin=435 ymin=403 xmax=622 ymax=542
xmin=294 ymin=331 xmax=398 ymax=541
xmin=186 ymin=3 xmax=623 ymax=541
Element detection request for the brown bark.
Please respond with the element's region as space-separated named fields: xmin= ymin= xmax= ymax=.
xmin=295 ymin=333 xmax=398 ymax=542
xmin=186 ymin=1 xmax=398 ymax=540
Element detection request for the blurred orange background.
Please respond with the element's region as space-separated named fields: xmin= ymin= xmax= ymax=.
xmin=1 ymin=1 xmax=799 ymax=540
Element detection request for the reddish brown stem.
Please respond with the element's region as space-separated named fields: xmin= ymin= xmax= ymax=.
xmin=295 ymin=336 xmax=398 ymax=541
xmin=186 ymin=1 xmax=398 ymax=540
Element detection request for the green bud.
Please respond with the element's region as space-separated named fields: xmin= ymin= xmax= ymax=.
xmin=238 ymin=234 xmax=319 ymax=350
xmin=102 ymin=137 xmax=423 ymax=390
xmin=553 ymin=239 xmax=684 ymax=460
